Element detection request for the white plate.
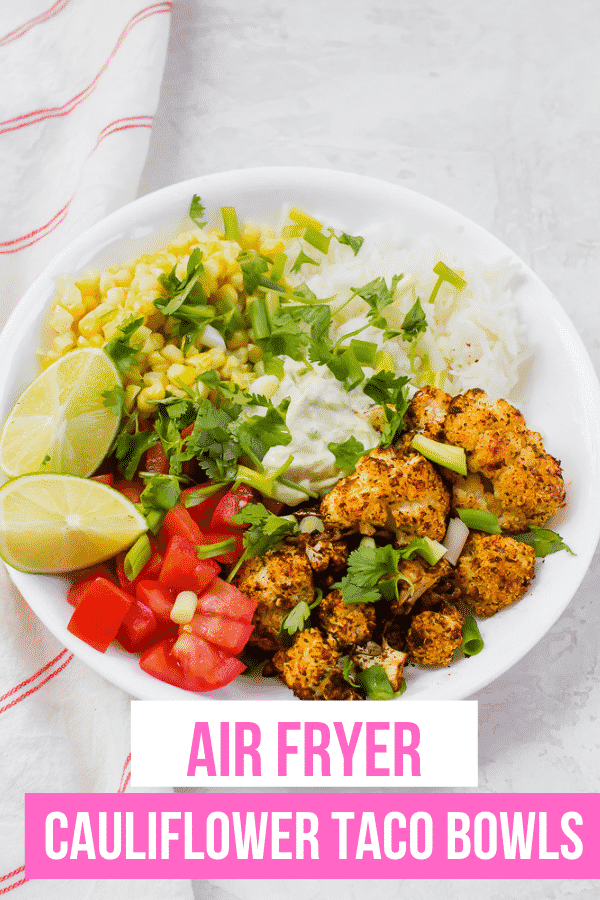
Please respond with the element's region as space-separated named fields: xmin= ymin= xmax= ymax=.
xmin=1 ymin=166 xmax=599 ymax=702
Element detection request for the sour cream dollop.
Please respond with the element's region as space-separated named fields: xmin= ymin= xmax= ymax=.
xmin=261 ymin=359 xmax=380 ymax=505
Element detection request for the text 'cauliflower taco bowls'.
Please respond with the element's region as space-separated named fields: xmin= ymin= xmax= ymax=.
xmin=0 ymin=167 xmax=598 ymax=702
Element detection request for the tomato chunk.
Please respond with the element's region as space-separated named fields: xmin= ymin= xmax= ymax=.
xmin=139 ymin=634 xmax=246 ymax=692
xmin=187 ymin=612 xmax=254 ymax=655
xmin=210 ymin=484 xmax=256 ymax=531
xmin=116 ymin=536 xmax=163 ymax=595
xmin=113 ymin=479 xmax=144 ymax=504
xmin=136 ymin=580 xmax=176 ymax=628
xmin=197 ymin=577 xmax=257 ymax=624
xmin=67 ymin=576 xmax=132 ymax=652
xmin=117 ymin=599 xmax=157 ymax=652
xmin=67 ymin=566 xmax=115 ymax=607
xmin=144 ymin=440 xmax=169 ymax=474
xmin=159 ymin=535 xmax=220 ymax=594
xmin=91 ymin=473 xmax=114 ymax=487
xmin=180 ymin=484 xmax=229 ymax=529
xmin=160 ymin=503 xmax=203 ymax=546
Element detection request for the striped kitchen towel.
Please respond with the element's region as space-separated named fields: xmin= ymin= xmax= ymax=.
xmin=0 ymin=2 xmax=193 ymax=897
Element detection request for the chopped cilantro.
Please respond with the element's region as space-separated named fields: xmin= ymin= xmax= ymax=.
xmin=328 ymin=436 xmax=369 ymax=473
xmin=350 ymin=274 xmax=403 ymax=337
xmin=103 ymin=317 xmax=144 ymax=374
xmin=114 ymin=428 xmax=158 ymax=481
xmin=291 ymin=249 xmax=319 ymax=273
xmin=362 ymin=370 xmax=410 ymax=447
xmin=102 ymin=384 xmax=125 ymax=417
xmin=336 ymin=231 xmax=364 ymax=256
xmin=189 ymin=194 xmax=206 ymax=228
xmin=228 ymin=502 xmax=297 ymax=581
xmin=400 ymin=297 xmax=427 ymax=342
xmin=154 ymin=248 xmax=215 ymax=351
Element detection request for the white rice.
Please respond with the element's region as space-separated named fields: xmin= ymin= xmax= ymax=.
xmin=284 ymin=222 xmax=529 ymax=401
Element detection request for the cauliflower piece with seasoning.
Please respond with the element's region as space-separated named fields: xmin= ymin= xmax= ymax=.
xmin=444 ymin=388 xmax=566 ymax=532
xmin=317 ymin=588 xmax=376 ymax=650
xmin=454 ymin=532 xmax=536 ymax=617
xmin=273 ymin=628 xmax=361 ymax=700
xmin=406 ymin=601 xmax=464 ymax=667
xmin=391 ymin=557 xmax=453 ymax=616
xmin=232 ymin=547 xmax=314 ymax=651
xmin=292 ymin=530 xmax=349 ymax=574
xmin=320 ymin=445 xmax=450 ymax=541
xmin=404 ymin=386 xmax=453 ymax=440
xmin=353 ymin=638 xmax=407 ymax=692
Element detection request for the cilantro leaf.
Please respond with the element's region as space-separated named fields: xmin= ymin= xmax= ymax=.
xmin=291 ymin=249 xmax=319 ymax=273
xmin=114 ymin=428 xmax=158 ymax=481
xmin=154 ymin=248 xmax=216 ymax=350
xmin=328 ymin=436 xmax=368 ymax=473
xmin=350 ymin=274 xmax=403 ymax=333
xmin=362 ymin=371 xmax=410 ymax=447
xmin=336 ymin=232 xmax=364 ymax=256
xmin=517 ymin=525 xmax=575 ymax=558
xmin=338 ymin=539 xmax=442 ymax=607
xmin=189 ymin=194 xmax=207 ymax=227
xmin=401 ymin=297 xmax=427 ymax=342
xmin=104 ymin=317 xmax=144 ymax=374
xmin=139 ymin=474 xmax=181 ymax=514
xmin=102 ymin=384 xmax=125 ymax=417
xmin=228 ymin=502 xmax=297 ymax=581
xmin=279 ymin=600 xmax=312 ymax=639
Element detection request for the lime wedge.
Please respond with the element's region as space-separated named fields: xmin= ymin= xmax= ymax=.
xmin=0 ymin=474 xmax=147 ymax=573
xmin=0 ymin=347 xmax=121 ymax=478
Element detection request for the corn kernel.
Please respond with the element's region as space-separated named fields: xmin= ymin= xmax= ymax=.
xmin=88 ymin=334 xmax=104 ymax=348
xmin=247 ymin=344 xmax=263 ymax=363
xmin=232 ymin=347 xmax=249 ymax=364
xmin=52 ymin=331 xmax=76 ymax=355
xmin=144 ymin=332 xmax=165 ymax=353
xmin=216 ymin=283 xmax=238 ymax=303
xmin=166 ymin=363 xmax=186 ymax=382
xmin=106 ymin=287 xmax=125 ymax=305
xmin=162 ymin=343 xmax=184 ymax=364
xmin=75 ymin=268 xmax=101 ymax=293
xmin=124 ymin=384 xmax=141 ymax=413
xmin=49 ymin=305 xmax=74 ymax=335
xmin=99 ymin=272 xmax=115 ymax=294
xmin=143 ymin=371 xmax=168 ymax=387
xmin=148 ymin=351 xmax=169 ymax=371
xmin=137 ymin=381 xmax=165 ymax=411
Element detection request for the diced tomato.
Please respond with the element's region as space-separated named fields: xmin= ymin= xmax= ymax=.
xmin=160 ymin=503 xmax=203 ymax=546
xmin=117 ymin=599 xmax=158 ymax=652
xmin=139 ymin=634 xmax=246 ymax=692
xmin=144 ymin=440 xmax=169 ymax=474
xmin=113 ymin=479 xmax=144 ymax=504
xmin=91 ymin=473 xmax=114 ymax=487
xmin=262 ymin=496 xmax=286 ymax=516
xmin=115 ymin=536 xmax=163 ymax=595
xmin=172 ymin=632 xmax=246 ymax=690
xmin=180 ymin=484 xmax=229 ymax=529
xmin=136 ymin=580 xmax=176 ymax=628
xmin=197 ymin=577 xmax=257 ymax=624
xmin=159 ymin=535 xmax=220 ymax=594
xmin=195 ymin=528 xmax=244 ymax=564
xmin=187 ymin=612 xmax=254 ymax=655
xmin=67 ymin=576 xmax=132 ymax=652
xmin=67 ymin=565 xmax=115 ymax=607
xmin=210 ymin=484 xmax=256 ymax=531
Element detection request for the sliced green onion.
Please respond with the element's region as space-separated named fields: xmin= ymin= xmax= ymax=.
xmin=184 ymin=482 xmax=229 ymax=508
xmin=275 ymin=476 xmax=319 ymax=499
xmin=349 ymin=339 xmax=378 ymax=366
xmin=288 ymin=206 xmax=323 ymax=231
xmin=195 ymin=537 xmax=236 ymax=560
xmin=281 ymin=224 xmax=304 ymax=239
xmin=374 ymin=350 xmax=395 ymax=373
xmin=356 ymin=664 xmax=395 ymax=701
xmin=411 ymin=434 xmax=468 ymax=476
xmin=462 ymin=614 xmax=484 ymax=656
xmin=270 ymin=252 xmax=287 ymax=282
xmin=140 ymin=507 xmax=164 ymax=536
xmin=221 ymin=206 xmax=240 ymax=242
xmin=234 ymin=455 xmax=293 ymax=497
xmin=428 ymin=261 xmax=467 ymax=305
xmin=414 ymin=536 xmax=447 ymax=566
xmin=303 ymin=226 xmax=331 ymax=255
xmin=514 ymin=525 xmax=574 ymax=557
xmin=123 ymin=533 xmax=151 ymax=581
xmin=248 ymin=296 xmax=271 ymax=340
xmin=456 ymin=508 xmax=501 ymax=534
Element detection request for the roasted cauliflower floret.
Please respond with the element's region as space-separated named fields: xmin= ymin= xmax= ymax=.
xmin=294 ymin=530 xmax=349 ymax=574
xmin=454 ymin=532 xmax=536 ymax=617
xmin=353 ymin=638 xmax=407 ymax=692
xmin=233 ymin=547 xmax=314 ymax=650
xmin=404 ymin=386 xmax=453 ymax=440
xmin=273 ymin=628 xmax=360 ymax=700
xmin=317 ymin=588 xmax=376 ymax=650
xmin=406 ymin=601 xmax=464 ymax=667
xmin=444 ymin=388 xmax=566 ymax=532
xmin=320 ymin=445 xmax=450 ymax=541
xmin=391 ymin=557 xmax=453 ymax=616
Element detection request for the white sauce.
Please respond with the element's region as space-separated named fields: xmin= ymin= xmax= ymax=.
xmin=261 ymin=359 xmax=380 ymax=505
